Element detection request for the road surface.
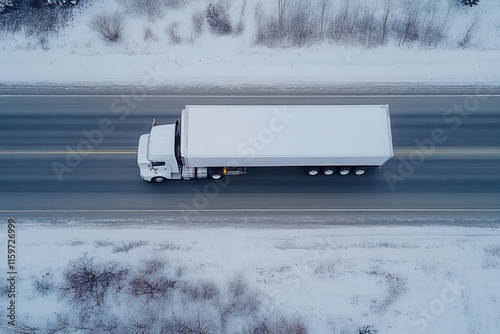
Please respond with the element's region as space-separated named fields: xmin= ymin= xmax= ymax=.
xmin=1 ymin=90 xmax=499 ymax=223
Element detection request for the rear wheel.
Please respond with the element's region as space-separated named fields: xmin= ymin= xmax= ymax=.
xmin=152 ymin=177 xmax=166 ymax=183
xmin=322 ymin=167 xmax=335 ymax=175
xmin=354 ymin=168 xmax=366 ymax=175
xmin=306 ymin=167 xmax=320 ymax=176
xmin=338 ymin=167 xmax=351 ymax=176
xmin=211 ymin=173 xmax=222 ymax=180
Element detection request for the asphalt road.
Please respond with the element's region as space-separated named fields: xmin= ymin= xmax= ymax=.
xmin=1 ymin=91 xmax=499 ymax=220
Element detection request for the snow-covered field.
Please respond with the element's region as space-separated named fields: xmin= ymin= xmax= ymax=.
xmin=1 ymin=0 xmax=500 ymax=85
xmin=2 ymin=223 xmax=500 ymax=333
xmin=2 ymin=1 xmax=500 ymax=333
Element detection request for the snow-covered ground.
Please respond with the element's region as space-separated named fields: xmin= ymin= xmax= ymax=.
xmin=2 ymin=1 xmax=500 ymax=333
xmin=1 ymin=0 xmax=500 ymax=86
xmin=2 ymin=223 xmax=500 ymax=333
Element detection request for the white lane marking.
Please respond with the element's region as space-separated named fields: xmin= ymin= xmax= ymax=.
xmin=1 ymin=209 xmax=500 ymax=213
xmin=395 ymin=148 xmax=500 ymax=156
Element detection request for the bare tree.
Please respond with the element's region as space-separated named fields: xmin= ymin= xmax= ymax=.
xmin=419 ymin=0 xmax=444 ymax=47
xmin=254 ymin=1 xmax=264 ymax=26
xmin=277 ymin=0 xmax=287 ymax=34
xmin=317 ymin=0 xmax=331 ymax=39
xmin=397 ymin=0 xmax=422 ymax=46
xmin=458 ymin=10 xmax=480 ymax=48
xmin=381 ymin=0 xmax=393 ymax=45
xmin=288 ymin=0 xmax=313 ymax=46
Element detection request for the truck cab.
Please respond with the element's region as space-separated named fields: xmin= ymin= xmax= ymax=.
xmin=137 ymin=123 xmax=180 ymax=182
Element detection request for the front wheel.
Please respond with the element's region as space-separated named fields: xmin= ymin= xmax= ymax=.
xmin=152 ymin=177 xmax=166 ymax=183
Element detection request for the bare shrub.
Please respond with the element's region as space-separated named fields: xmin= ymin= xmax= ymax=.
xmin=61 ymin=255 xmax=128 ymax=306
xmin=167 ymin=22 xmax=182 ymax=44
xmin=359 ymin=325 xmax=378 ymax=334
xmin=216 ymin=276 xmax=261 ymax=328
xmin=45 ymin=312 xmax=71 ymax=334
xmin=255 ymin=17 xmax=281 ymax=46
xmin=127 ymin=311 xmax=160 ymax=334
xmin=205 ymin=1 xmax=232 ymax=35
xmin=11 ymin=322 xmax=39 ymax=334
xmin=67 ymin=238 xmax=85 ymax=246
xmin=158 ymin=242 xmax=182 ymax=251
xmin=90 ymin=11 xmax=125 ymax=42
xmin=120 ymin=0 xmax=186 ymax=20
xmin=140 ymin=256 xmax=167 ymax=275
xmin=181 ymin=279 xmax=220 ymax=301
xmin=172 ymin=266 xmax=185 ymax=279
xmin=228 ymin=275 xmax=248 ymax=298
xmin=144 ymin=26 xmax=158 ymax=42
xmin=94 ymin=239 xmax=114 ymax=248
xmin=485 ymin=245 xmax=500 ymax=257
xmin=32 ymin=272 xmax=55 ymax=296
xmin=73 ymin=307 xmax=123 ymax=333
xmin=133 ymin=0 xmax=162 ymax=21
xmin=192 ymin=9 xmax=204 ymax=36
xmin=113 ymin=240 xmax=148 ymax=253
xmin=166 ymin=307 xmax=219 ymax=334
xmin=240 ymin=313 xmax=309 ymax=334
xmin=129 ymin=274 xmax=176 ymax=300
xmin=234 ymin=20 xmax=245 ymax=35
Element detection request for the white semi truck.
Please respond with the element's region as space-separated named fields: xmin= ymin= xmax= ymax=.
xmin=137 ymin=105 xmax=393 ymax=182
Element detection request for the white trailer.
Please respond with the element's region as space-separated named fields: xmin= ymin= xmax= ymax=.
xmin=137 ymin=105 xmax=393 ymax=182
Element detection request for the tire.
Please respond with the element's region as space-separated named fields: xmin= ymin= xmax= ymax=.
xmin=211 ymin=173 xmax=222 ymax=180
xmin=152 ymin=177 xmax=166 ymax=183
xmin=338 ymin=167 xmax=351 ymax=176
xmin=306 ymin=167 xmax=320 ymax=176
xmin=322 ymin=167 xmax=335 ymax=175
xmin=354 ymin=168 xmax=366 ymax=176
